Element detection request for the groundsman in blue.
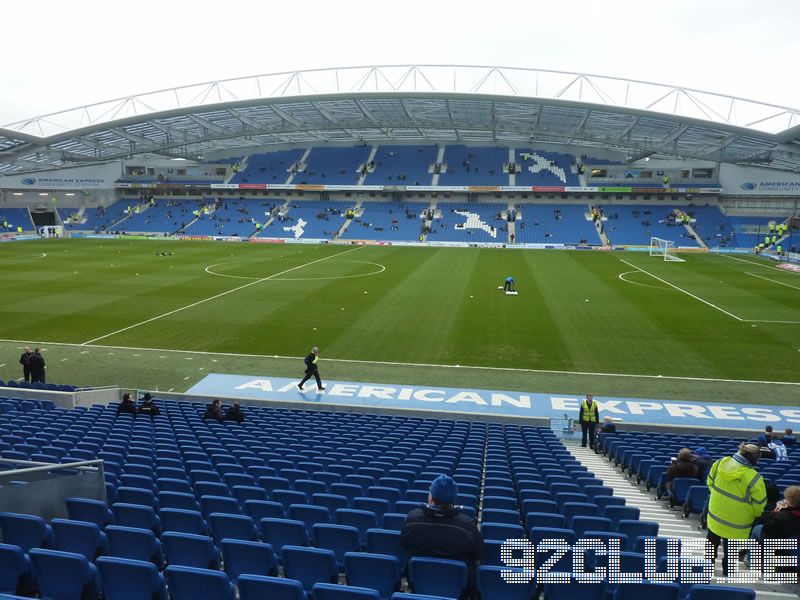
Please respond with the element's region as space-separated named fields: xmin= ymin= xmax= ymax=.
xmin=706 ymin=442 xmax=766 ymax=575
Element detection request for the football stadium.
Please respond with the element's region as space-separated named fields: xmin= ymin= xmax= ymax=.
xmin=1 ymin=51 xmax=800 ymax=600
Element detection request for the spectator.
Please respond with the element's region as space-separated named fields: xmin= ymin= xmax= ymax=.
xmin=599 ymin=416 xmax=616 ymax=434
xmin=752 ymin=486 xmax=800 ymax=556
xmin=117 ymin=393 xmax=137 ymax=416
xmin=666 ymin=448 xmax=699 ymax=490
xmin=757 ymin=425 xmax=774 ymax=446
xmin=202 ymin=399 xmax=223 ymax=421
xmin=224 ymin=402 xmax=245 ymax=424
xmin=783 ymin=428 xmax=796 ymax=448
xmin=29 ymin=348 xmax=46 ymax=384
xmin=769 ymin=438 xmax=789 ymax=462
xmin=402 ymin=474 xmax=483 ymax=598
xmin=706 ymin=443 xmax=766 ymax=576
xmin=18 ymin=346 xmax=33 ymax=382
xmin=137 ymin=392 xmax=161 ymax=418
xmin=692 ymin=447 xmax=713 ymax=482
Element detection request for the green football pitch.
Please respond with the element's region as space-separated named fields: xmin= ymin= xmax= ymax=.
xmin=0 ymin=239 xmax=798 ymax=404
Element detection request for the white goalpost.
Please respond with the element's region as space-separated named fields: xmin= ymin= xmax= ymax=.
xmin=649 ymin=237 xmax=685 ymax=262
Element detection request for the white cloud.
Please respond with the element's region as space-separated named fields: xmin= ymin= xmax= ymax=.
xmin=1 ymin=0 xmax=798 ymax=125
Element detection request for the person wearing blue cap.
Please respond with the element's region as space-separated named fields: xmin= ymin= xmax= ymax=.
xmin=401 ymin=474 xmax=483 ymax=598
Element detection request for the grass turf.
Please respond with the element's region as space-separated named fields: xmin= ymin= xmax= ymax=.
xmin=0 ymin=239 xmax=798 ymax=403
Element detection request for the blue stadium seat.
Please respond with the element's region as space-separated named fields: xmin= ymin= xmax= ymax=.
xmin=617 ymin=521 xmax=659 ymax=551
xmin=613 ymin=582 xmax=680 ymax=600
xmin=685 ymin=585 xmax=755 ymax=599
xmin=482 ymin=496 xmax=517 ymax=511
xmin=96 ymin=556 xmax=168 ymax=600
xmin=162 ymin=532 xmax=220 ymax=569
xmin=366 ymin=528 xmax=406 ymax=566
xmin=481 ymin=508 xmax=520 ymax=525
xmin=313 ymin=524 xmax=361 ymax=567
xmin=569 ymin=516 xmax=612 ymax=538
xmin=0 ymin=512 xmax=54 ymax=552
xmin=199 ymin=495 xmax=241 ymax=518
xmin=313 ymin=494 xmax=349 ymax=515
xmin=407 ymin=557 xmax=467 ymax=599
xmin=220 ymin=539 xmax=277 ymax=582
xmin=65 ymin=498 xmax=113 ymax=529
xmin=159 ymin=508 xmax=209 ymax=535
xmin=51 ymin=518 xmax=108 ymax=561
xmin=237 ymin=574 xmax=307 ymax=600
xmin=208 ymin=513 xmax=258 ymax=543
xmin=106 ymin=525 xmax=165 ymax=567
xmin=289 ymin=504 xmax=332 ymax=537
xmin=29 ymin=548 xmax=102 ymax=600
xmin=0 ymin=544 xmax=34 ymax=596
xmin=260 ymin=518 xmax=309 ymax=555
xmin=344 ymin=552 xmax=401 ymax=599
xmin=481 ymin=522 xmax=524 ymax=541
xmin=544 ymin=580 xmax=606 ymax=599
xmin=111 ymin=503 xmax=161 ymax=535
xmin=684 ymin=486 xmax=710 ymax=517
xmin=478 ymin=565 xmax=535 ymax=600
xmin=244 ymin=500 xmax=286 ymax=522
xmin=164 ymin=565 xmax=235 ymax=600
xmin=525 ymin=512 xmax=567 ymax=531
xmin=116 ymin=486 xmax=159 ymax=509
xmin=281 ymin=545 xmax=338 ymax=593
xmin=158 ymin=491 xmax=199 ymax=511
xmin=313 ymin=583 xmax=380 ymax=600
xmin=602 ymin=506 xmax=640 ymax=528
xmin=335 ymin=510 xmax=378 ymax=545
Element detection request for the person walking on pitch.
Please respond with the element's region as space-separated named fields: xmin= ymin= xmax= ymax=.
xmin=298 ymin=346 xmax=325 ymax=391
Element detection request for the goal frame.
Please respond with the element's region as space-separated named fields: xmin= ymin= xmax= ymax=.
xmin=649 ymin=237 xmax=685 ymax=262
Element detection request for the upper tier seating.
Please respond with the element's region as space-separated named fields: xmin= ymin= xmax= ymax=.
xmin=515 ymin=150 xmax=579 ymax=186
xmin=438 ymin=146 xmax=508 ymax=186
xmin=364 ymin=146 xmax=437 ymax=186
xmin=295 ymin=147 xmax=372 ymax=185
xmin=601 ymin=205 xmax=700 ymax=247
xmin=229 ymin=150 xmax=305 ymax=185
xmin=514 ymin=204 xmax=598 ymax=245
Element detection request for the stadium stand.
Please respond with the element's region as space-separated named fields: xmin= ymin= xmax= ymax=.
xmin=183 ymin=199 xmax=282 ymax=238
xmin=364 ymin=145 xmax=437 ymax=186
xmin=514 ymin=203 xmax=598 ymax=245
xmin=229 ymin=149 xmax=305 ymax=185
xmin=515 ymin=149 xmax=580 ymax=186
xmin=685 ymin=205 xmax=733 ymax=248
xmin=295 ymin=147 xmax=372 ymax=185
xmin=427 ymin=203 xmax=508 ymax=242
xmin=116 ymin=200 xmax=202 ymax=234
xmin=0 ymin=208 xmax=34 ymax=231
xmin=339 ymin=202 xmax=427 ymax=241
xmin=62 ymin=199 xmax=132 ymax=232
xmin=258 ymin=201 xmax=351 ymax=240
xmin=601 ymin=204 xmax=701 ymax=247
xmin=729 ymin=216 xmax=784 ymax=249
xmin=438 ymin=146 xmax=509 ymax=186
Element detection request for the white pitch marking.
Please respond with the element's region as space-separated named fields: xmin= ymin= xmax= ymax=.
xmin=745 ymin=271 xmax=800 ymax=291
xmin=204 ymin=259 xmax=385 ymax=282
xmin=0 ymin=337 xmax=797 ymax=387
xmin=80 ymin=351 xmax=90 ymax=354
xmin=619 ymin=259 xmax=744 ymax=321
xmin=60 ymin=358 xmax=68 ymax=362
xmin=81 ymin=246 xmax=364 ymax=345
xmin=617 ymin=270 xmax=669 ymax=290
xmin=168 ymin=388 xmax=174 ymax=392
xmin=719 ymin=254 xmax=778 ymax=269
xmin=0 ymin=364 xmax=5 ymax=368
xmin=183 ymin=376 xmax=190 ymax=381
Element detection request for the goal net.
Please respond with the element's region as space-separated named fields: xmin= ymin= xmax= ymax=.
xmin=649 ymin=237 xmax=685 ymax=262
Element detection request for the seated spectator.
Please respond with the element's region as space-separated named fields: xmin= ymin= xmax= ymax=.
xmin=753 ymin=485 xmax=800 ymax=543
xmin=224 ymin=402 xmax=245 ymax=424
xmin=599 ymin=416 xmax=616 ymax=434
xmin=202 ymin=399 xmax=223 ymax=422
xmin=402 ymin=474 xmax=483 ymax=598
xmin=757 ymin=425 xmax=774 ymax=446
xmin=666 ymin=448 xmax=698 ymax=490
xmin=783 ymin=428 xmax=796 ymax=448
xmin=769 ymin=438 xmax=789 ymax=462
xmin=692 ymin=447 xmax=713 ymax=482
xmin=137 ymin=392 xmax=161 ymax=418
xmin=116 ymin=393 xmax=137 ymax=416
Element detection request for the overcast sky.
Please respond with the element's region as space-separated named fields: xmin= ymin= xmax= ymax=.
xmin=2 ymin=0 xmax=797 ymax=124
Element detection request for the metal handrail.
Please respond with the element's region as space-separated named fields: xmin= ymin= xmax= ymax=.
xmin=0 ymin=459 xmax=103 ymax=478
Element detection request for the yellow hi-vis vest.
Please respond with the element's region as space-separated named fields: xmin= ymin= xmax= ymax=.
xmin=707 ymin=456 xmax=766 ymax=539
xmin=312 ymin=355 xmax=318 ymax=365
xmin=581 ymin=400 xmax=597 ymax=422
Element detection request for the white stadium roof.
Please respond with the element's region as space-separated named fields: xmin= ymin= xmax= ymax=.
xmin=1 ymin=65 xmax=799 ymax=175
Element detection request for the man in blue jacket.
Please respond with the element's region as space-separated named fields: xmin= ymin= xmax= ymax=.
xmin=402 ymin=475 xmax=483 ymax=598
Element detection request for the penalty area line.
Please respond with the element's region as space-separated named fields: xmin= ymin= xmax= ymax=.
xmin=619 ymin=258 xmax=744 ymax=322
xmin=0 ymin=337 xmax=799 ymax=387
xmin=745 ymin=271 xmax=800 ymax=292
xmin=80 ymin=245 xmax=364 ymax=346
